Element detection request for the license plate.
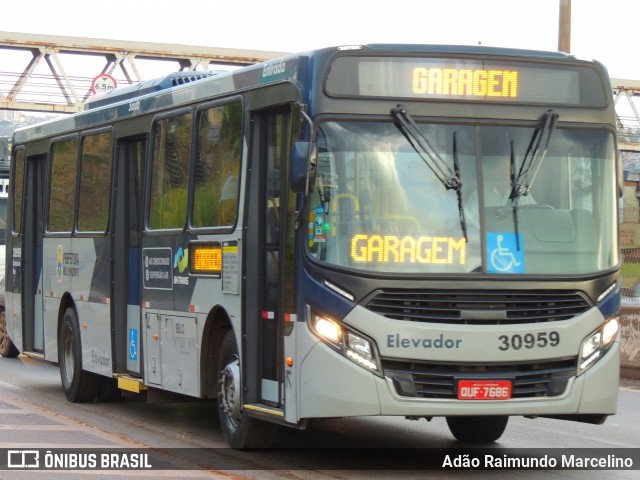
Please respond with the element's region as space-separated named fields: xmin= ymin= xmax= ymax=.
xmin=457 ymin=380 xmax=512 ymax=400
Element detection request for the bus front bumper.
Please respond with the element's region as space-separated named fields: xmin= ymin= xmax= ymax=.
xmin=297 ymin=340 xmax=619 ymax=420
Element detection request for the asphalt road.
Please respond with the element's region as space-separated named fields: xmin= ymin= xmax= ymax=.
xmin=0 ymin=355 xmax=638 ymax=479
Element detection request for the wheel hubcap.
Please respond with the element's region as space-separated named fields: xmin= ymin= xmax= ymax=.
xmin=219 ymin=355 xmax=241 ymax=424
xmin=62 ymin=328 xmax=75 ymax=384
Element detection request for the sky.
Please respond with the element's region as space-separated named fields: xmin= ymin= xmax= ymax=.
xmin=0 ymin=0 xmax=638 ymax=80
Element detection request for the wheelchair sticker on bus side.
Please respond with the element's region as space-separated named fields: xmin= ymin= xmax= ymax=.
xmin=486 ymin=232 xmax=524 ymax=273
xmin=129 ymin=328 xmax=138 ymax=361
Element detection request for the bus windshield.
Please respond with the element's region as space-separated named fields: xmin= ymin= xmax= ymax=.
xmin=308 ymin=120 xmax=617 ymax=275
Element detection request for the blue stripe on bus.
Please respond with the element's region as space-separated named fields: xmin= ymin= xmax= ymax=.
xmin=300 ymin=268 xmax=355 ymax=321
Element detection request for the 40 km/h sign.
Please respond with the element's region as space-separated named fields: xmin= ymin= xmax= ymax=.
xmin=91 ymin=74 xmax=117 ymax=94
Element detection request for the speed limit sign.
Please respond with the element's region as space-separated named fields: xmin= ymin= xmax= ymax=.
xmin=91 ymin=74 xmax=117 ymax=94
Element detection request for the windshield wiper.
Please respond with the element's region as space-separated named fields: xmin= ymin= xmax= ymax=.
xmin=391 ymin=104 xmax=467 ymax=241
xmin=509 ymin=110 xmax=558 ymax=202
xmin=507 ymin=110 xmax=558 ymax=251
xmin=452 ymin=132 xmax=467 ymax=242
xmin=391 ymin=104 xmax=462 ymax=190
xmin=509 ymin=140 xmax=521 ymax=251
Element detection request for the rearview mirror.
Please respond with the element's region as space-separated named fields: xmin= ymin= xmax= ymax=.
xmin=290 ymin=140 xmax=317 ymax=193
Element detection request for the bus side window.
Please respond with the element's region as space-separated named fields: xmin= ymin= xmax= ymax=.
xmin=49 ymin=138 xmax=78 ymax=233
xmin=148 ymin=113 xmax=192 ymax=230
xmin=12 ymin=148 xmax=25 ymax=234
xmin=77 ymin=132 xmax=113 ymax=232
xmin=193 ymin=102 xmax=242 ymax=228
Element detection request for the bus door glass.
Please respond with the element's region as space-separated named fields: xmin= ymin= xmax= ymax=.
xmin=114 ymin=137 xmax=144 ymax=375
xmin=23 ymin=154 xmax=46 ymax=353
xmin=256 ymin=106 xmax=295 ymax=406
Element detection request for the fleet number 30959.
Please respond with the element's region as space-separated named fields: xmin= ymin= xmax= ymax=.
xmin=497 ymin=331 xmax=560 ymax=351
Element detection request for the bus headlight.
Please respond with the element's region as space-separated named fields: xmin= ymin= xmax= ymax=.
xmin=313 ymin=316 xmax=342 ymax=345
xmin=579 ymin=317 xmax=619 ymax=374
xmin=346 ymin=332 xmax=378 ymax=371
xmin=308 ymin=307 xmax=382 ymax=377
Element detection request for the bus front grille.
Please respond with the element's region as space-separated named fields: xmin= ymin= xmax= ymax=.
xmin=382 ymin=358 xmax=577 ymax=399
xmin=364 ymin=290 xmax=591 ymax=324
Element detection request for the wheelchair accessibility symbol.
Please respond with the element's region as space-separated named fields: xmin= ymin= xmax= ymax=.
xmin=129 ymin=328 xmax=138 ymax=361
xmin=487 ymin=232 xmax=524 ymax=273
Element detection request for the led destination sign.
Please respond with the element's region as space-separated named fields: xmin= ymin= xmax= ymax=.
xmin=351 ymin=234 xmax=466 ymax=265
xmin=325 ymin=55 xmax=606 ymax=106
xmin=412 ymin=68 xmax=518 ymax=98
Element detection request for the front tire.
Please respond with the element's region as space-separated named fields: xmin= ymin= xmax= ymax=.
xmin=446 ymin=415 xmax=509 ymax=443
xmin=59 ymin=308 xmax=99 ymax=402
xmin=0 ymin=308 xmax=19 ymax=358
xmin=217 ymin=330 xmax=277 ymax=449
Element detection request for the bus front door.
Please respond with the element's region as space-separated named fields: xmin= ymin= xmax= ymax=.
xmin=245 ymin=105 xmax=296 ymax=411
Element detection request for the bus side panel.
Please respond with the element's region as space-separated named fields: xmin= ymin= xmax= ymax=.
xmin=5 ymin=152 xmax=22 ymax=353
xmin=74 ymin=237 xmax=113 ymax=377
xmin=77 ymin=301 xmax=112 ymax=376
xmin=141 ymin=234 xmax=176 ymax=389
xmin=140 ymin=236 xmax=175 ymax=311
xmin=5 ymin=205 xmax=23 ymax=350
xmin=6 ymin=246 xmax=23 ymax=353
xmin=141 ymin=232 xmax=214 ymax=397
xmin=165 ymin=232 xmax=205 ymax=396
xmin=42 ymin=237 xmax=72 ymax=362
xmin=158 ymin=313 xmax=200 ymax=397
xmin=41 ymin=236 xmax=114 ymax=375
xmin=43 ymin=296 xmax=60 ymax=361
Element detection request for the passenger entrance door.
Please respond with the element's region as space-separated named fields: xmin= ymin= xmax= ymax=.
xmin=245 ymin=105 xmax=296 ymax=409
xmin=112 ymin=137 xmax=144 ymax=374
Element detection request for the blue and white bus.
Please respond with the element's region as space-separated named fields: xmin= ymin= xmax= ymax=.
xmin=1 ymin=44 xmax=621 ymax=447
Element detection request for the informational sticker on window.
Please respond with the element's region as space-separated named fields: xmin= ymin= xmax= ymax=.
xmin=486 ymin=232 xmax=524 ymax=273
xmin=222 ymin=241 xmax=239 ymax=294
xmin=143 ymin=248 xmax=173 ymax=290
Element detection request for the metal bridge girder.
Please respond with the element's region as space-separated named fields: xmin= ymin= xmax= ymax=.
xmin=2 ymin=30 xmax=640 ymax=153
xmin=0 ymin=31 xmax=287 ymax=113
xmin=613 ymin=79 xmax=640 ymax=150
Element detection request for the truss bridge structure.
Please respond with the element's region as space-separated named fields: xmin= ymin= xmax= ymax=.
xmin=1 ymin=31 xmax=640 ymax=156
xmin=613 ymin=79 xmax=640 ymax=153
xmin=0 ymin=31 xmax=287 ymax=113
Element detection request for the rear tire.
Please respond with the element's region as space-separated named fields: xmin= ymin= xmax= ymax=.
xmin=217 ymin=330 xmax=277 ymax=449
xmin=446 ymin=415 xmax=509 ymax=443
xmin=59 ymin=308 xmax=99 ymax=402
xmin=0 ymin=308 xmax=19 ymax=358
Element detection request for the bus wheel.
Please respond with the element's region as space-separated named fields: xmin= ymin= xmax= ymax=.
xmin=59 ymin=309 xmax=99 ymax=402
xmin=446 ymin=415 xmax=509 ymax=443
xmin=0 ymin=307 xmax=19 ymax=358
xmin=217 ymin=330 xmax=277 ymax=449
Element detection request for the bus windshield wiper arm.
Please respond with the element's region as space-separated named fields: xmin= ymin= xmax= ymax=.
xmin=452 ymin=131 xmax=468 ymax=242
xmin=391 ymin=105 xmax=467 ymax=241
xmin=391 ymin=104 xmax=462 ymax=190
xmin=510 ymin=140 xmax=521 ymax=251
xmin=510 ymin=110 xmax=558 ymax=201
